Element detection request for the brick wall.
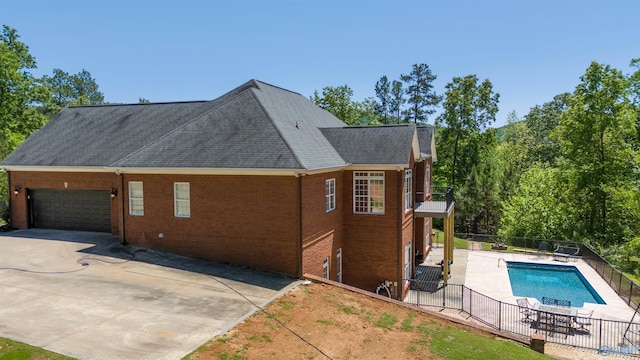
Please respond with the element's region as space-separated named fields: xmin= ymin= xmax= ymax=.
xmin=8 ymin=171 xmax=121 ymax=234
xmin=342 ymin=170 xmax=402 ymax=292
xmin=300 ymin=171 xmax=344 ymax=281
xmin=122 ymin=174 xmax=299 ymax=275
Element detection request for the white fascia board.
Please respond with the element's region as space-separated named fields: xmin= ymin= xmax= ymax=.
xmin=412 ymin=131 xmax=421 ymax=161
xmin=1 ymin=165 xmax=304 ymax=176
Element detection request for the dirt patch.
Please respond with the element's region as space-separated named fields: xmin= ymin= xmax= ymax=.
xmin=187 ymin=282 xmax=541 ymax=360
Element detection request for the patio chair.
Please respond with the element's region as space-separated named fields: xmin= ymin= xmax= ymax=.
xmin=536 ymin=241 xmax=548 ymax=257
xmin=542 ymin=296 xmax=555 ymax=305
xmin=516 ymin=298 xmax=535 ymax=323
xmin=574 ymin=309 xmax=594 ymax=334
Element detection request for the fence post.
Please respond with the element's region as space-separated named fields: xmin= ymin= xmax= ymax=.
xmin=598 ymin=319 xmax=602 ymax=352
xmin=498 ymin=301 xmax=502 ymax=331
xmin=442 ymin=284 xmax=446 ymax=308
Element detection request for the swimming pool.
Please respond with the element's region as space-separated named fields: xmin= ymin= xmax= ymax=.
xmin=507 ymin=261 xmax=606 ymax=307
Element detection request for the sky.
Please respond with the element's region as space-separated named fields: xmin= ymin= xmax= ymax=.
xmin=1 ymin=0 xmax=639 ymax=127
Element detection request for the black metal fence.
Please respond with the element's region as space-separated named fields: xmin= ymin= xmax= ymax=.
xmin=404 ymin=280 xmax=640 ymax=356
xmin=455 ymin=232 xmax=580 ymax=251
xmin=581 ymin=244 xmax=640 ymax=310
xmin=451 ymin=233 xmax=640 ymax=310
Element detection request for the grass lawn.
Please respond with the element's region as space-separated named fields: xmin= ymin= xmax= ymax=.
xmin=0 ymin=337 xmax=75 ymax=359
xmin=432 ymin=229 xmax=469 ymax=249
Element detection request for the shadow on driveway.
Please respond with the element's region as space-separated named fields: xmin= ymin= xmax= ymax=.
xmin=5 ymin=228 xmax=293 ymax=291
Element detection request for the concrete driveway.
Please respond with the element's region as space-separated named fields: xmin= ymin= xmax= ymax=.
xmin=0 ymin=229 xmax=298 ymax=360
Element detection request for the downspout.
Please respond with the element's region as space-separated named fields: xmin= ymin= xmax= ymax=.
xmin=6 ymin=171 xmax=12 ymax=228
xmin=118 ymin=172 xmax=126 ymax=245
xmin=296 ymin=174 xmax=303 ymax=278
xmin=397 ymin=169 xmax=403 ymax=300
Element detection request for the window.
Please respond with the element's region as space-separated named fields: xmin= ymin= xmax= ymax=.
xmin=336 ymin=249 xmax=342 ymax=283
xmin=323 ymin=257 xmax=330 ymax=279
xmin=425 ymin=164 xmax=431 ymax=194
xmin=404 ymin=170 xmax=412 ymax=210
xmin=353 ymin=172 xmax=384 ymax=214
xmin=404 ymin=242 xmax=412 ymax=284
xmin=325 ymin=178 xmax=335 ymax=212
xmin=174 ymin=182 xmax=190 ymax=218
xmin=129 ymin=181 xmax=144 ymax=216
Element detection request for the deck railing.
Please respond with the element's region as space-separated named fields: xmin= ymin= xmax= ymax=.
xmin=404 ymin=280 xmax=640 ymax=356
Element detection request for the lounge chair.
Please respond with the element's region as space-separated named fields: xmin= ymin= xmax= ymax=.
xmin=574 ymin=309 xmax=594 ymax=334
xmin=516 ymin=298 xmax=535 ymax=322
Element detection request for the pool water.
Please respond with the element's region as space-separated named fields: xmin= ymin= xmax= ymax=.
xmin=507 ymin=261 xmax=606 ymax=307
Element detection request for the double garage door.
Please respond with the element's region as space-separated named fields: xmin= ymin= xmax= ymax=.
xmin=29 ymin=189 xmax=111 ymax=232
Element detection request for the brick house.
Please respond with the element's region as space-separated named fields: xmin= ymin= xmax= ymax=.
xmin=1 ymin=80 xmax=454 ymax=299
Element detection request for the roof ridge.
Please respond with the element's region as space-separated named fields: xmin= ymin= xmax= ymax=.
xmin=109 ymin=87 xmax=252 ymax=168
xmin=246 ymin=86 xmax=305 ymax=170
xmin=67 ymin=100 xmax=209 ymax=108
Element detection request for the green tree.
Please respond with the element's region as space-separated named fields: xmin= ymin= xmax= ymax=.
xmin=524 ymin=93 xmax=569 ymax=165
xmin=401 ymin=63 xmax=441 ymax=124
xmin=389 ymin=80 xmax=404 ymax=124
xmin=43 ymin=68 xmax=104 ymax=110
xmin=457 ymin=149 xmax=501 ymax=234
xmin=498 ymin=165 xmax=574 ymax=240
xmin=0 ymin=25 xmax=49 ymax=159
xmin=311 ymin=85 xmax=379 ymax=125
xmin=374 ymin=76 xmax=391 ymax=124
xmin=494 ymin=111 xmax=529 ymax=200
xmin=435 ymin=75 xmax=500 ymax=188
xmin=554 ymin=61 xmax=638 ymax=243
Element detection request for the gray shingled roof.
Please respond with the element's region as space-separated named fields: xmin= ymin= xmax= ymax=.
xmin=320 ymin=125 xmax=417 ymax=165
xmin=2 ymin=80 xmax=430 ymax=172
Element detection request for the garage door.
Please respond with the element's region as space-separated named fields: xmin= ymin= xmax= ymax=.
xmin=29 ymin=189 xmax=111 ymax=232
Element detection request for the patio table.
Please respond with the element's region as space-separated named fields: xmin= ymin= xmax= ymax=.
xmin=532 ymin=303 xmax=578 ymax=337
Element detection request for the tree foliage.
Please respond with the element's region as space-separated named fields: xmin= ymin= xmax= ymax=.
xmin=374 ymin=76 xmax=391 ymax=124
xmin=400 ymin=63 xmax=441 ymax=124
xmin=554 ymin=61 xmax=638 ymax=244
xmin=498 ymin=165 xmax=574 ymax=240
xmin=310 ymin=85 xmax=380 ymax=125
xmin=0 ymin=25 xmax=49 ymax=159
xmin=43 ymin=68 xmax=104 ymax=110
xmin=435 ymin=75 xmax=499 ymax=188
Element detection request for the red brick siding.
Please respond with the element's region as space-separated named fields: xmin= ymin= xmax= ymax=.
xmin=300 ymin=172 xmax=344 ymax=281
xmin=122 ymin=174 xmax=299 ymax=275
xmin=8 ymin=171 xmax=121 ymax=234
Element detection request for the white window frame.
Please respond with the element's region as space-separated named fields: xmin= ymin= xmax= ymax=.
xmin=404 ymin=242 xmax=412 ymax=285
xmin=336 ymin=248 xmax=342 ymax=283
xmin=323 ymin=257 xmax=330 ymax=279
xmin=128 ymin=181 xmax=144 ymax=216
xmin=325 ymin=178 xmax=336 ymax=212
xmin=404 ymin=170 xmax=412 ymax=210
xmin=425 ymin=164 xmax=431 ymax=195
xmin=353 ymin=172 xmax=385 ymax=214
xmin=174 ymin=182 xmax=190 ymax=218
